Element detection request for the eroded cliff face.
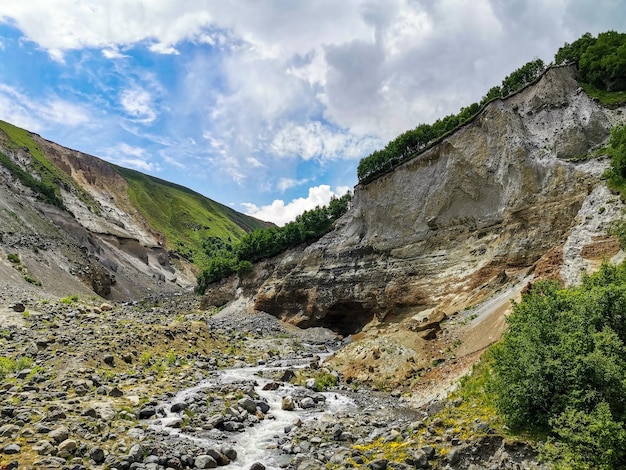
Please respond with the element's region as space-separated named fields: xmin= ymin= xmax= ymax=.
xmin=253 ymin=66 xmax=621 ymax=334
xmin=0 ymin=137 xmax=193 ymax=300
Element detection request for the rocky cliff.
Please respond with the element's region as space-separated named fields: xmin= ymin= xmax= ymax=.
xmin=233 ymin=65 xmax=626 ymax=389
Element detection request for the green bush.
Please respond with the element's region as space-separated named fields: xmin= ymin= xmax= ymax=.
xmin=7 ymin=253 xmax=20 ymax=264
xmin=0 ymin=356 xmax=33 ymax=379
xmin=60 ymin=294 xmax=79 ymax=304
xmin=488 ymin=263 xmax=626 ymax=468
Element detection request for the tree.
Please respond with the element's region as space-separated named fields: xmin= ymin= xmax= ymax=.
xmin=488 ymin=263 xmax=626 ymax=468
xmin=579 ymin=31 xmax=626 ymax=91
xmin=554 ymin=32 xmax=596 ymax=65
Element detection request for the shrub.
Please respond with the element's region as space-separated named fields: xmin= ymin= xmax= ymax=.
xmin=60 ymin=294 xmax=79 ymax=304
xmin=488 ymin=264 xmax=626 ymax=468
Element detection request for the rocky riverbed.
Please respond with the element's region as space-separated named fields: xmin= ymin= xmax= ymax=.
xmin=1 ymin=291 xmax=544 ymax=470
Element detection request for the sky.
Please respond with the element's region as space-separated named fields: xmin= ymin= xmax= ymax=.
xmin=0 ymin=1 xmax=625 ymax=225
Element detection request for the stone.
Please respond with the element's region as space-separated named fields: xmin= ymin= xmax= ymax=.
xmin=300 ymin=397 xmax=315 ymax=409
xmin=238 ymin=397 xmax=257 ymax=414
xmin=421 ymin=445 xmax=436 ymax=459
xmin=170 ymin=402 xmax=188 ymax=413
xmin=250 ymin=463 xmax=265 ymax=470
xmin=206 ymin=449 xmax=230 ymax=466
xmin=447 ymin=448 xmax=461 ymax=465
xmin=89 ymin=446 xmax=106 ymax=464
xmin=48 ymin=426 xmax=69 ymax=443
xmin=281 ymin=396 xmax=295 ymax=411
xmin=410 ymin=450 xmax=429 ymax=468
xmin=220 ymin=445 xmax=238 ymax=461
xmin=262 ymin=382 xmax=280 ymax=390
xmin=305 ymin=378 xmax=317 ymax=389
xmin=195 ymin=455 xmax=218 ymax=469
xmin=367 ymin=459 xmax=388 ymax=470
xmin=109 ymin=386 xmax=124 ymax=397
xmin=280 ymin=370 xmax=296 ymax=382
xmin=138 ymin=406 xmax=156 ymax=419
xmin=166 ymin=456 xmax=184 ymax=470
xmin=2 ymin=443 xmax=21 ymax=455
xmin=255 ymin=400 xmax=270 ymax=413
xmin=97 ymin=405 xmax=117 ymax=421
xmin=103 ymin=354 xmax=115 ymax=366
xmin=100 ymin=303 xmax=113 ymax=311
xmin=10 ymin=303 xmax=25 ymax=313
xmin=222 ymin=421 xmax=244 ymax=432
xmin=57 ymin=439 xmax=77 ymax=458
xmin=128 ymin=444 xmax=144 ymax=462
xmin=0 ymin=424 xmax=20 ymax=437
xmin=33 ymin=439 xmax=55 ymax=456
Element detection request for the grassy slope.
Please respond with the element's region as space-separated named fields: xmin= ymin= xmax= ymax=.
xmin=114 ymin=166 xmax=270 ymax=270
xmin=0 ymin=119 xmax=270 ymax=272
xmin=0 ymin=121 xmax=99 ymax=212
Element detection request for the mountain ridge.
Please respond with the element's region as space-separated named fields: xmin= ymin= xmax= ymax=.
xmin=0 ymin=119 xmax=270 ymax=300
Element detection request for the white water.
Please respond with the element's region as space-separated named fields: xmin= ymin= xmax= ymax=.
xmin=151 ymin=357 xmax=357 ymax=469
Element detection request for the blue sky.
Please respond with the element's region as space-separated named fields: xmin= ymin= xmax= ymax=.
xmin=0 ymin=1 xmax=625 ymax=225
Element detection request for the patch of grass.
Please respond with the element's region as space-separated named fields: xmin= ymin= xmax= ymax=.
xmin=581 ymin=82 xmax=626 ymax=107
xmin=0 ymin=356 xmax=34 ymax=379
xmin=24 ymin=275 xmax=42 ymax=286
xmin=7 ymin=253 xmax=20 ymax=264
xmin=60 ymin=295 xmax=79 ymax=304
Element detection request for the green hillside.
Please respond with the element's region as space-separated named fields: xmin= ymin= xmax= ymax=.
xmin=0 ymin=120 xmax=99 ymax=212
xmin=0 ymin=118 xmax=271 ymax=273
xmin=114 ymin=166 xmax=271 ymax=269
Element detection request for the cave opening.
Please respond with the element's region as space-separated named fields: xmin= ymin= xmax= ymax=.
xmin=312 ymin=302 xmax=374 ymax=337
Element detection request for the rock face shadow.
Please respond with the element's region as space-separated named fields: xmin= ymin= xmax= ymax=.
xmin=303 ymin=301 xmax=373 ymax=337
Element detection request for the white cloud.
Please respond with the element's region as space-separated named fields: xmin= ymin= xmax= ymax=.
xmin=277 ymin=177 xmax=308 ymax=192
xmin=242 ymin=184 xmax=350 ymax=226
xmin=120 ymin=86 xmax=157 ymax=123
xmin=101 ymin=142 xmax=159 ymax=172
xmin=102 ymin=46 xmax=127 ymax=59
xmin=0 ymin=83 xmax=90 ymax=131
xmin=270 ymin=121 xmax=381 ymax=161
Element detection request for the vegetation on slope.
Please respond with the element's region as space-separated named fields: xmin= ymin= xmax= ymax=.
xmin=356 ymin=58 xmax=546 ymax=184
xmin=603 ymin=123 xmax=626 ymax=199
xmin=114 ymin=166 xmax=270 ymax=269
xmin=357 ymin=30 xmax=626 ymax=185
xmin=0 ymin=120 xmax=94 ymax=210
xmin=196 ymin=193 xmax=351 ymax=294
xmin=486 ymin=264 xmax=626 ymax=469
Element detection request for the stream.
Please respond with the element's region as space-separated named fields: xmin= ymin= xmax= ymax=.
xmin=149 ymin=349 xmax=359 ymax=469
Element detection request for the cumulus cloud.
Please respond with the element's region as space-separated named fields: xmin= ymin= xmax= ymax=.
xmin=242 ymin=184 xmax=350 ymax=226
xmin=1 ymin=0 xmax=625 ymax=209
xmin=270 ymin=121 xmax=381 ymax=161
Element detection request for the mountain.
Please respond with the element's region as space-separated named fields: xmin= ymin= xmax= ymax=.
xmin=204 ymin=64 xmax=626 ymax=390
xmin=0 ymin=120 xmax=270 ymax=300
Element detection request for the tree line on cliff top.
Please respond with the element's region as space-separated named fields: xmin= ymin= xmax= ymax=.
xmin=356 ymin=30 xmax=626 ymax=184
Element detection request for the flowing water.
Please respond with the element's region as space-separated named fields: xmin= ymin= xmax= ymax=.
xmin=151 ymin=352 xmax=357 ymax=469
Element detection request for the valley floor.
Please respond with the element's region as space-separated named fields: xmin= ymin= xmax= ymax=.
xmin=0 ymin=289 xmax=546 ymax=470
